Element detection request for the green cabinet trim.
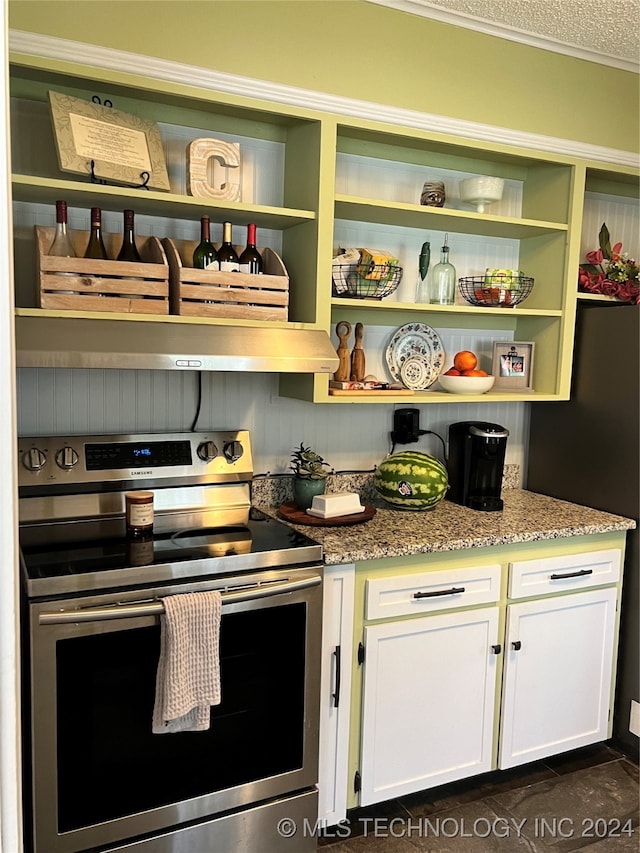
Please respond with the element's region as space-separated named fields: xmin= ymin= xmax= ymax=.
xmin=9 ymin=52 xmax=639 ymax=402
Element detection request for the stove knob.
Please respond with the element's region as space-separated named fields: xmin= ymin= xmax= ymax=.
xmin=23 ymin=447 xmax=47 ymax=472
xmin=224 ymin=440 xmax=244 ymax=463
xmin=55 ymin=446 xmax=79 ymax=470
xmin=197 ymin=440 xmax=218 ymax=462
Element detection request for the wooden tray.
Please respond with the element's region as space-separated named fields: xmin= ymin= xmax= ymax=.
xmin=329 ymin=388 xmax=415 ymax=396
xmin=278 ymin=501 xmax=376 ymax=526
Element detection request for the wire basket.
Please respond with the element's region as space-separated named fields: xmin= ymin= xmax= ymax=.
xmin=458 ymin=275 xmax=534 ymax=308
xmin=332 ymin=263 xmax=403 ymax=300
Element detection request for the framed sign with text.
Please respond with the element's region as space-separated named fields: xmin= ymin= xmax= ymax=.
xmin=48 ymin=91 xmax=171 ymax=191
xmin=491 ymin=342 xmax=535 ymax=392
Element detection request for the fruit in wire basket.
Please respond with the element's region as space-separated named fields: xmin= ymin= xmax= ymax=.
xmin=459 ymin=273 xmax=534 ymax=307
xmin=332 ymin=263 xmax=403 ymax=299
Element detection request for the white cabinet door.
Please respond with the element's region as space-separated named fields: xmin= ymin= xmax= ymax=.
xmin=499 ymin=587 xmax=617 ymax=769
xmin=360 ymin=607 xmax=499 ymax=806
xmin=318 ymin=564 xmax=355 ymax=827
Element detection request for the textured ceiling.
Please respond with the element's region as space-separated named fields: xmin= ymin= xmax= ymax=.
xmin=370 ymin=0 xmax=640 ymax=66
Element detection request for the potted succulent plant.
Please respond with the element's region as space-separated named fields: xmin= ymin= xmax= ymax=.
xmin=290 ymin=443 xmax=331 ymax=509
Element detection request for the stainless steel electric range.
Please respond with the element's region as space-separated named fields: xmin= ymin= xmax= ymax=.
xmin=18 ymin=431 xmax=322 ymax=853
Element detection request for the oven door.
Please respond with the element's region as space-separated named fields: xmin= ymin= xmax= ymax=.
xmin=26 ymin=567 xmax=322 ymax=853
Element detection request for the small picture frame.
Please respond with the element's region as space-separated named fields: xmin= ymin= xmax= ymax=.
xmin=48 ymin=90 xmax=171 ymax=191
xmin=492 ymin=342 xmax=535 ymax=392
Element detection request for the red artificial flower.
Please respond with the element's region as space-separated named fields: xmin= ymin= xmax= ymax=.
xmin=578 ymin=223 xmax=639 ymax=304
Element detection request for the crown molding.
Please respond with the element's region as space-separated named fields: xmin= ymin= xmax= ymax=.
xmin=8 ymin=29 xmax=639 ymax=170
xmin=365 ymin=0 xmax=640 ymax=74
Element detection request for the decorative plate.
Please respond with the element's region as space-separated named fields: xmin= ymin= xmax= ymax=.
xmin=385 ymin=323 xmax=445 ymax=389
xmin=399 ymin=355 xmax=432 ymax=390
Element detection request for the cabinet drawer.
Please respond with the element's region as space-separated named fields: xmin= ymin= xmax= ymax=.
xmin=365 ymin=564 xmax=501 ymax=620
xmin=508 ymin=549 xmax=621 ymax=599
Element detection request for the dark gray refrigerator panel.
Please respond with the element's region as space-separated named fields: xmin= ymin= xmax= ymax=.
xmin=528 ymin=302 xmax=639 ymax=757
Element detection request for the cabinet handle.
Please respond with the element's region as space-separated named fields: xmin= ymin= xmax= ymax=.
xmin=549 ymin=568 xmax=593 ymax=580
xmin=414 ymin=586 xmax=465 ymax=599
xmin=332 ymin=645 xmax=341 ymax=709
xmin=512 ymin=641 xmax=522 ymax=651
xmin=491 ymin=644 xmax=502 ymax=654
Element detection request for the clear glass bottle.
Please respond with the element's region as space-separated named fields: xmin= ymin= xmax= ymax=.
xmin=415 ymin=240 xmax=431 ymax=302
xmin=429 ymin=234 xmax=456 ymax=305
xmin=84 ymin=207 xmax=109 ymax=259
xmin=48 ymin=200 xmax=76 ymax=257
xmin=117 ymin=209 xmax=142 ymax=262
xmin=238 ymin=223 xmax=263 ymax=274
xmin=192 ymin=215 xmax=218 ymax=269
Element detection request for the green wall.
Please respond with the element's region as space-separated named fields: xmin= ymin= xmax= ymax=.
xmin=9 ymin=0 xmax=639 ymax=154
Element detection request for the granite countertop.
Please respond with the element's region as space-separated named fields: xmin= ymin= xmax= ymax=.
xmin=254 ymin=475 xmax=635 ymax=565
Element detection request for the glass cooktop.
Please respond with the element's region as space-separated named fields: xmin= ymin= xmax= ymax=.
xmin=19 ymin=509 xmax=322 ymax=598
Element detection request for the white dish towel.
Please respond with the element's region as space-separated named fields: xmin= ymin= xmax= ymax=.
xmin=152 ymin=590 xmax=222 ymax=734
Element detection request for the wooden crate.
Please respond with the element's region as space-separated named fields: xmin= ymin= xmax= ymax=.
xmin=163 ymin=237 xmax=289 ymax=321
xmin=35 ymin=226 xmax=169 ymax=315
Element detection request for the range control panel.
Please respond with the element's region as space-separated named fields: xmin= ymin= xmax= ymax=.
xmin=17 ymin=431 xmax=253 ymax=490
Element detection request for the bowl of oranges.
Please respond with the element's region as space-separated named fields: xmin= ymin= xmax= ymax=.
xmin=438 ymin=350 xmax=495 ymax=395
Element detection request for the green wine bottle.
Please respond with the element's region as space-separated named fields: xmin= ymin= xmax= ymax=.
xmin=238 ymin=223 xmax=263 ymax=274
xmin=117 ymin=209 xmax=142 ymax=262
xmin=193 ymin=216 xmax=218 ymax=269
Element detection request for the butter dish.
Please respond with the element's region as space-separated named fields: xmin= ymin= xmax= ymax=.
xmin=306 ymin=492 xmax=365 ymax=519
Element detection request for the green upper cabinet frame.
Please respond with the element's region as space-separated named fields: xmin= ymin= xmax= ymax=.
xmin=9 ymin=52 xmax=639 ymax=404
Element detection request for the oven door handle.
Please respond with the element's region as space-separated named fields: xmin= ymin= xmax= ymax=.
xmin=38 ymin=574 xmax=322 ymax=625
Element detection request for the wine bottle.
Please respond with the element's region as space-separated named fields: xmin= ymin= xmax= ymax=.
xmin=84 ymin=207 xmax=109 ymax=259
xmin=192 ymin=216 xmax=218 ymax=269
xmin=117 ymin=209 xmax=142 ymax=262
xmin=429 ymin=233 xmax=456 ymax=305
xmin=48 ymin=200 xmax=76 ymax=257
xmin=238 ymin=223 xmax=263 ymax=274
xmin=217 ymin=221 xmax=240 ymax=272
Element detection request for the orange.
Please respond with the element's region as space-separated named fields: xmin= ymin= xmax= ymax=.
xmin=462 ymin=369 xmax=488 ymax=377
xmin=453 ymin=350 xmax=478 ymax=372
xmin=444 ymin=367 xmax=461 ymax=376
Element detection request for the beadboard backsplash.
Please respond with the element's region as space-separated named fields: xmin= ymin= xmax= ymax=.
xmin=16 ymin=368 xmax=529 ymax=483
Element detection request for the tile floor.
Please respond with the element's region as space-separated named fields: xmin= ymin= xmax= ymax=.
xmin=319 ymin=742 xmax=639 ymax=851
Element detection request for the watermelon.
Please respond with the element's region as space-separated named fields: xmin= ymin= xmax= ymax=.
xmin=374 ymin=451 xmax=448 ymax=511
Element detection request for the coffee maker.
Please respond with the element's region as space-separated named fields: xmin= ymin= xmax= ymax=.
xmin=447 ymin=421 xmax=509 ymax=511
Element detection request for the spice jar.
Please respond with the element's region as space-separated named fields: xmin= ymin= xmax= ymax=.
xmin=125 ymin=490 xmax=154 ymax=537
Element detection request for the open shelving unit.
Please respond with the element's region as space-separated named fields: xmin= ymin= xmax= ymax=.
xmin=9 ymin=51 xmax=639 ymax=404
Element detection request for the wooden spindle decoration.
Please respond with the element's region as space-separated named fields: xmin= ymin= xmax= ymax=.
xmin=350 ymin=322 xmax=365 ymax=381
xmin=334 ymin=321 xmax=352 ymax=382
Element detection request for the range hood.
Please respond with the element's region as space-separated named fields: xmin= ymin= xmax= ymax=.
xmin=15 ymin=315 xmax=340 ymax=373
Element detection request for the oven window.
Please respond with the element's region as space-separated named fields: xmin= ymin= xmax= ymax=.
xmin=56 ymin=602 xmax=307 ymax=831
